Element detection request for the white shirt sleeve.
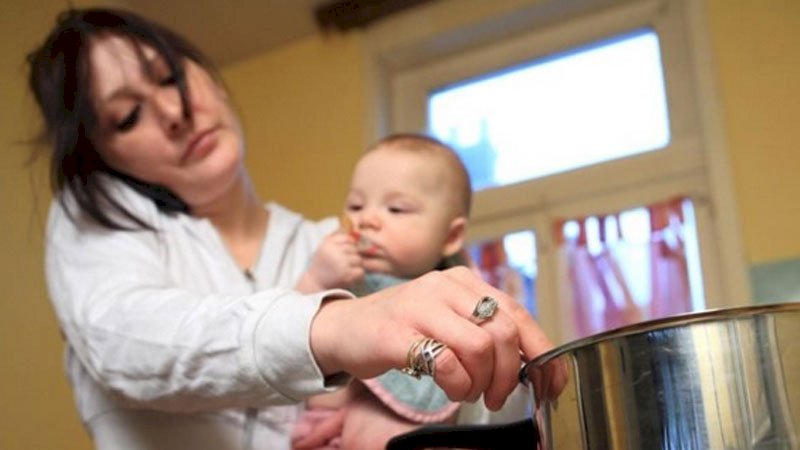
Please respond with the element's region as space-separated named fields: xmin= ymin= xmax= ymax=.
xmin=45 ymin=196 xmax=351 ymax=413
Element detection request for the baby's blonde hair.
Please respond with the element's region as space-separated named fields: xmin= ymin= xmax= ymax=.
xmin=366 ymin=133 xmax=472 ymax=218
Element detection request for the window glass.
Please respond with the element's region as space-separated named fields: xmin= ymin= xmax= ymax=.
xmin=429 ymin=29 xmax=670 ymax=191
xmin=469 ymin=230 xmax=538 ymax=316
xmin=557 ymin=198 xmax=705 ymax=338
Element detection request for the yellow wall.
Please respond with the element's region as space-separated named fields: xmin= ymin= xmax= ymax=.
xmin=1 ymin=2 xmax=98 ymax=449
xmin=1 ymin=1 xmax=798 ymax=448
xmin=705 ymin=0 xmax=800 ymax=264
xmin=222 ymin=32 xmax=366 ymax=220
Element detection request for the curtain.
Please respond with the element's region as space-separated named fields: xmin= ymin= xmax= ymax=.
xmin=555 ymin=197 xmax=692 ymax=339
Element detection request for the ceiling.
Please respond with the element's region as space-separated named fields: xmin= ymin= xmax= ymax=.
xmin=120 ymin=0 xmax=330 ymax=66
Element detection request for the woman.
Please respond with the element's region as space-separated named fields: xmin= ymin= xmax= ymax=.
xmin=27 ymin=8 xmax=562 ymax=450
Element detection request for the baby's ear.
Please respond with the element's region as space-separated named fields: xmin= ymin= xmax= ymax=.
xmin=442 ymin=216 xmax=467 ymax=258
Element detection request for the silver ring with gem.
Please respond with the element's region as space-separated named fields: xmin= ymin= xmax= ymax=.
xmin=472 ymin=296 xmax=499 ymax=323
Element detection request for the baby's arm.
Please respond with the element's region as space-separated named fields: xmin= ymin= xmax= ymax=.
xmin=294 ymin=382 xmax=420 ymax=450
xmin=292 ymin=384 xmax=359 ymax=450
xmin=306 ymin=382 xmax=358 ymax=410
xmin=339 ymin=385 xmax=427 ymax=450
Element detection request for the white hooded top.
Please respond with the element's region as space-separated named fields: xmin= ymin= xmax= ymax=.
xmin=44 ymin=181 xmax=350 ymax=450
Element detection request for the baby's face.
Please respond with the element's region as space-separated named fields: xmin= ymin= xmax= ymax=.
xmin=344 ymin=148 xmax=459 ymax=278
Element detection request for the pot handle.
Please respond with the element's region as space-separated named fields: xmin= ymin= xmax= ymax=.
xmin=385 ymin=418 xmax=538 ymax=450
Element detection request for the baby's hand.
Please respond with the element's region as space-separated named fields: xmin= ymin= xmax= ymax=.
xmin=296 ymin=230 xmax=364 ymax=293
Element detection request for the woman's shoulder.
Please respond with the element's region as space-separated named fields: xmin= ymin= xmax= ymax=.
xmin=46 ymin=178 xmax=164 ymax=238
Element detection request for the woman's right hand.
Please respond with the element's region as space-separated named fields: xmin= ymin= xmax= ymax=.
xmin=310 ymin=266 xmax=566 ymax=411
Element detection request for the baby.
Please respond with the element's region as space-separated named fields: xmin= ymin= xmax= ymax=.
xmin=292 ymin=133 xmax=472 ymax=450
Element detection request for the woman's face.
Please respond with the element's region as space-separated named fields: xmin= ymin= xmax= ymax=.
xmin=89 ymin=35 xmax=244 ymax=211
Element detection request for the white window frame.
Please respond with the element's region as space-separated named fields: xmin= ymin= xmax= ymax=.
xmin=363 ymin=0 xmax=749 ymax=344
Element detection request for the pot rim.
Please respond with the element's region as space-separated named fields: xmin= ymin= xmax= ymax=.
xmin=529 ymin=301 xmax=800 ymax=367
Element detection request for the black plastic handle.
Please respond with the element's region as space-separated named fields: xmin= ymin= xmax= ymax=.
xmin=385 ymin=418 xmax=538 ymax=450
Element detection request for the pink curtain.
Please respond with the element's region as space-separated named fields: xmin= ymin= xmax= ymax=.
xmin=556 ymin=198 xmax=692 ymax=339
xmin=647 ymin=199 xmax=691 ymax=319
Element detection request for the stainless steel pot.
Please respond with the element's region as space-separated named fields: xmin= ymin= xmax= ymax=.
xmin=387 ymin=302 xmax=800 ymax=450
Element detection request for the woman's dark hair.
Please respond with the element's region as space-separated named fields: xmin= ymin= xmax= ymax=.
xmin=27 ymin=8 xmax=220 ymax=230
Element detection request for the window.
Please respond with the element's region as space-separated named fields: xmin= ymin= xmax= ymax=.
xmin=367 ymin=0 xmax=749 ymax=344
xmin=469 ymin=231 xmax=538 ymax=316
xmin=429 ymin=29 xmax=671 ymax=191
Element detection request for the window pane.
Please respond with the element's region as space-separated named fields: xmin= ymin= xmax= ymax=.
xmin=429 ymin=29 xmax=671 ymax=191
xmin=556 ymin=198 xmax=705 ymax=338
xmin=469 ymin=230 xmax=538 ymax=316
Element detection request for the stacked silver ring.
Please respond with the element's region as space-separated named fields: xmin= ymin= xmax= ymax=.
xmin=401 ymin=337 xmax=447 ymax=379
xmin=402 ymin=296 xmax=499 ymax=380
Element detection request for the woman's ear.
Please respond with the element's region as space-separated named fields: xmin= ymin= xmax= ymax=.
xmin=442 ymin=216 xmax=467 ymax=258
